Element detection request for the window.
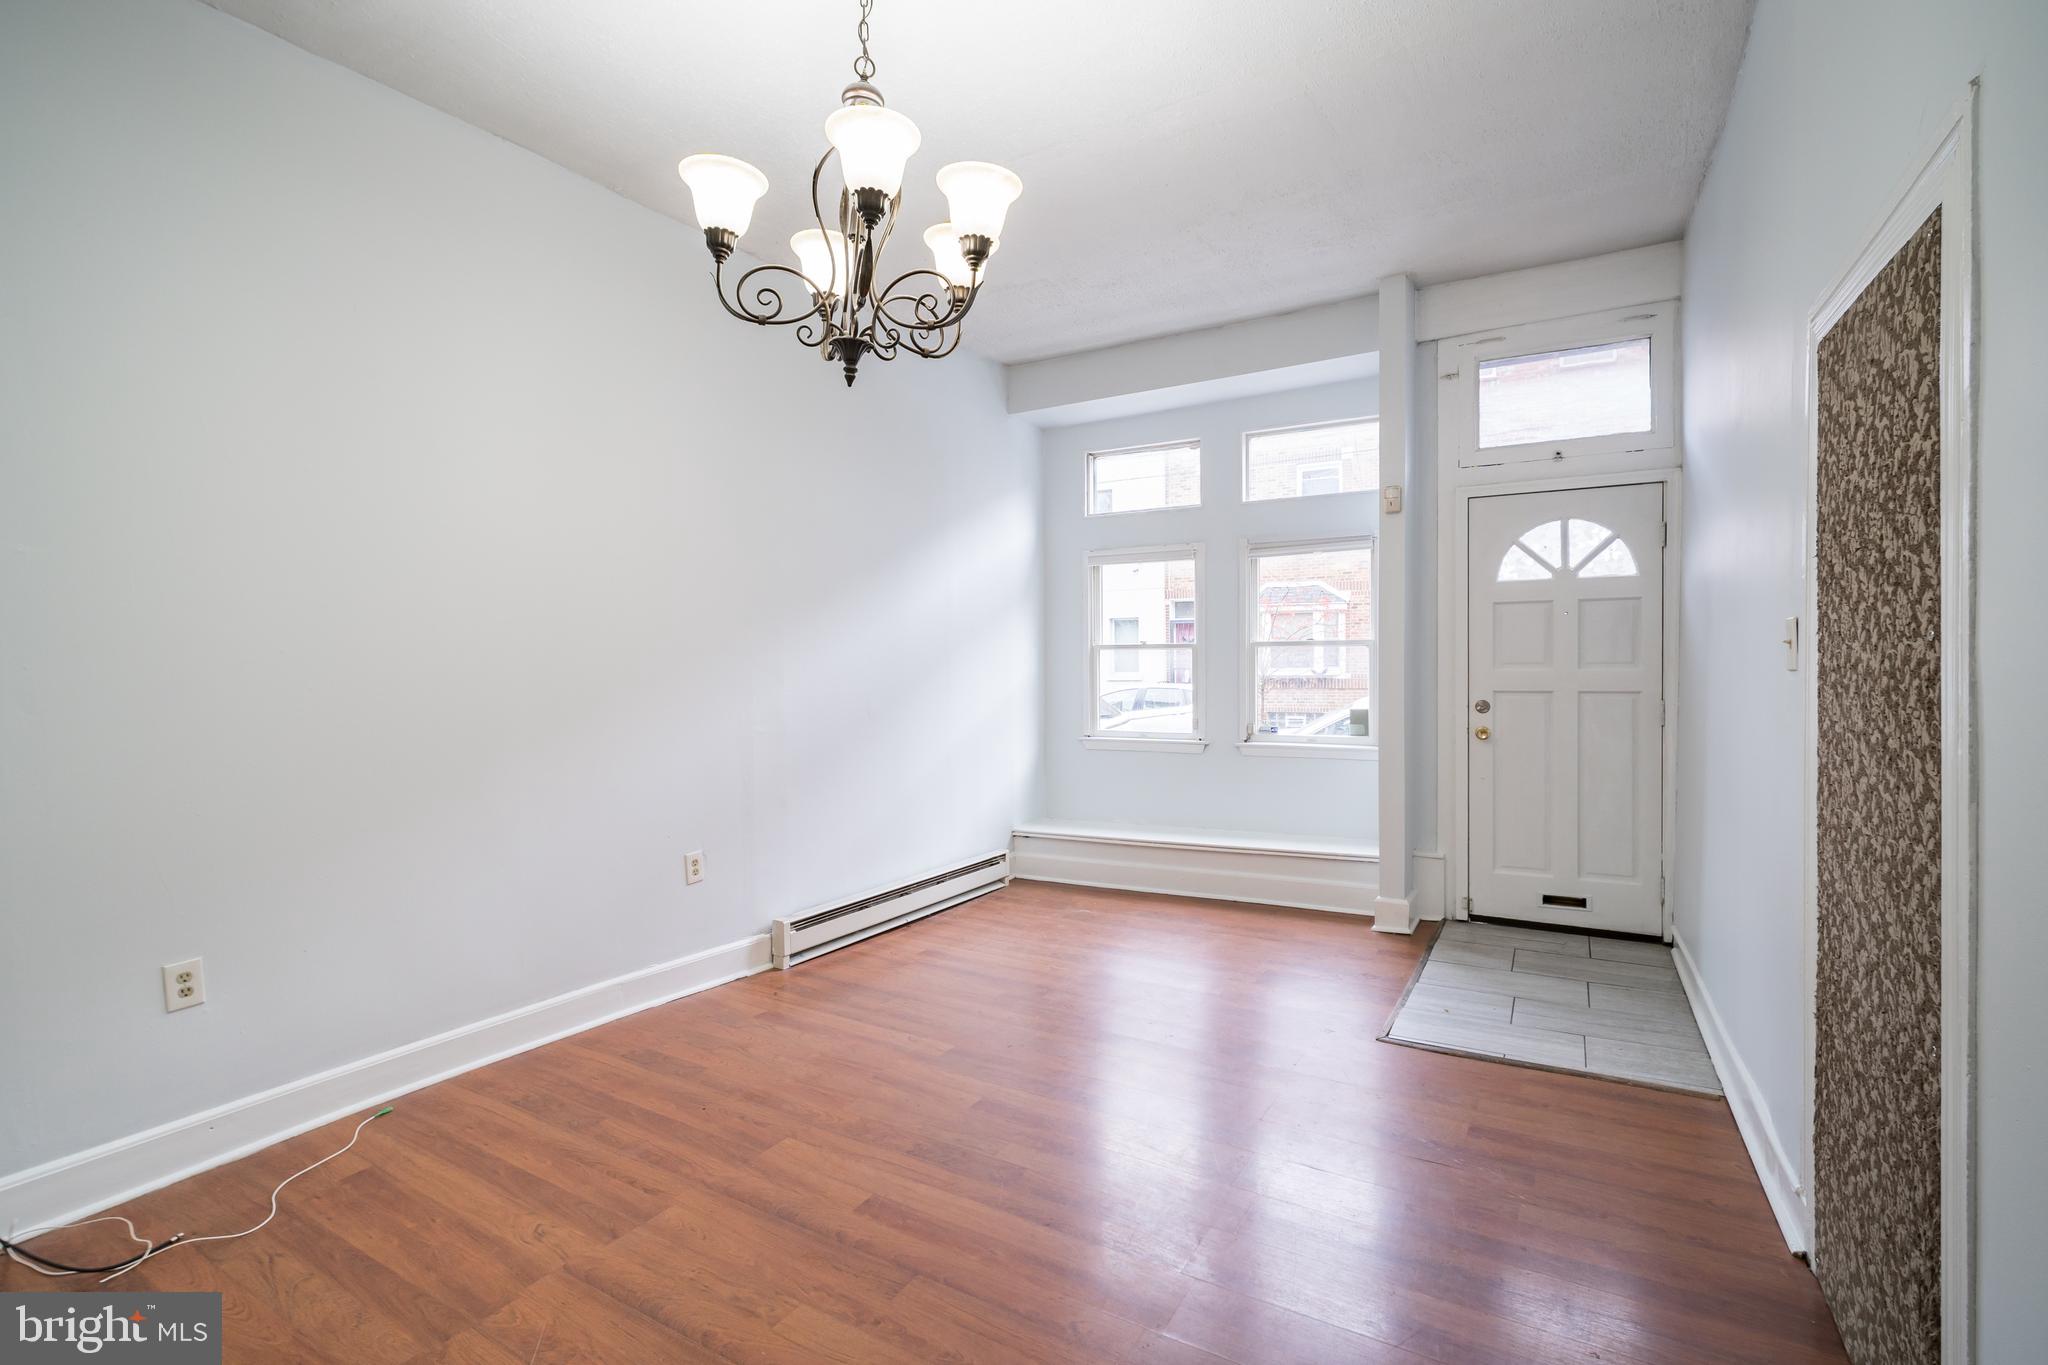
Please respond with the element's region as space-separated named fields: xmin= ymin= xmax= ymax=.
xmin=1447 ymin=305 xmax=1676 ymax=469
xmin=1245 ymin=419 xmax=1379 ymax=501
xmin=1478 ymin=337 xmax=1652 ymax=449
xmin=1087 ymin=549 xmax=1200 ymax=742
xmin=1495 ymin=517 xmax=1640 ymax=582
xmin=1087 ymin=441 xmax=1200 ymax=515
xmin=1245 ymin=539 xmax=1373 ymax=744
xmin=1109 ymin=618 xmax=1140 ymax=674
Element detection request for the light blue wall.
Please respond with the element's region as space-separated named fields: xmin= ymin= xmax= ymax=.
xmin=1678 ymin=0 xmax=2048 ymax=1350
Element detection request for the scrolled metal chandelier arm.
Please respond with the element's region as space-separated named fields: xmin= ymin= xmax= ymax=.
xmin=674 ymin=0 xmax=1021 ymax=386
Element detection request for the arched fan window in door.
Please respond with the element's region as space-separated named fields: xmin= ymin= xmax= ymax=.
xmin=1496 ymin=517 xmax=1639 ymax=582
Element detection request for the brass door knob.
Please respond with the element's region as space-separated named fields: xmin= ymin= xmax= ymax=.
xmin=1474 ymin=726 xmax=1491 ymax=741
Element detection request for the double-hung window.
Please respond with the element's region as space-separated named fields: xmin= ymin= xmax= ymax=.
xmin=1244 ymin=538 xmax=1374 ymax=746
xmin=1086 ymin=547 xmax=1201 ymax=747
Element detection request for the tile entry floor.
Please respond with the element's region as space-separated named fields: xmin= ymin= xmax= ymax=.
xmin=1384 ymin=919 xmax=1723 ymax=1095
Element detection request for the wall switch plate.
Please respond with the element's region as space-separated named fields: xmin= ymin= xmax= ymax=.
xmin=1782 ymin=616 xmax=1800 ymax=671
xmin=685 ymin=851 xmax=705 ymax=885
xmin=162 ymin=958 xmax=205 ymax=1012
xmin=1381 ymin=484 xmax=1404 ymax=515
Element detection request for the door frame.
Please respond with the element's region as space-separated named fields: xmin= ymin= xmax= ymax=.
xmin=1441 ymin=466 xmax=1684 ymax=941
xmin=1798 ymin=85 xmax=1976 ymax=1365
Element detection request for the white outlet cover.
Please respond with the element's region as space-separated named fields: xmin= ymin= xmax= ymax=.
xmin=685 ymin=850 xmax=705 ymax=885
xmin=162 ymin=957 xmax=205 ymax=1012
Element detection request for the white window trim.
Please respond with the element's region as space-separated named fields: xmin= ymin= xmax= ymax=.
xmin=1084 ymin=544 xmax=1205 ymax=751
xmin=1084 ymin=439 xmax=1202 ymax=518
xmin=1242 ymin=535 xmax=1376 ymax=752
xmin=1442 ymin=304 xmax=1677 ymax=472
xmin=1241 ymin=416 xmax=1381 ymax=503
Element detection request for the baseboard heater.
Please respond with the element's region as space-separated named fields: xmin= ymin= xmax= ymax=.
xmin=771 ymin=851 xmax=1009 ymax=969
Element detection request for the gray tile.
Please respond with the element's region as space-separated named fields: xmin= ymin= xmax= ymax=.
xmin=1511 ymin=948 xmax=1683 ymax=993
xmin=1588 ymin=937 xmax=1675 ymax=965
xmin=1401 ymin=981 xmax=1514 ymax=1024
xmin=1585 ymin=1036 xmax=1722 ymax=1094
xmin=1442 ymin=920 xmax=1591 ymax=957
xmin=1511 ymin=996 xmax=1706 ymax=1053
xmin=1419 ymin=958 xmax=1590 ymax=1007
xmin=1427 ymin=938 xmax=1516 ymax=971
xmin=1590 ymin=982 xmax=1698 ymax=1021
xmin=1391 ymin=1011 xmax=1588 ymax=1070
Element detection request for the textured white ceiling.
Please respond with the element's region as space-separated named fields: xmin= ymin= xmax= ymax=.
xmin=201 ymin=0 xmax=1752 ymax=364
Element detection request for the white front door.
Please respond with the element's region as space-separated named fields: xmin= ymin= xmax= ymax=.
xmin=1467 ymin=484 xmax=1664 ymax=935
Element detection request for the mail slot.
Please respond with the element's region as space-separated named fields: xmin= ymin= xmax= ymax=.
xmin=1541 ymin=894 xmax=1590 ymax=909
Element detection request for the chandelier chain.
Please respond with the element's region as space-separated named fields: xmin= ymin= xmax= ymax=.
xmin=852 ymin=0 xmax=876 ymax=82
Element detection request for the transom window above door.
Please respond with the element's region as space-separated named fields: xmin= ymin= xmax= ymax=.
xmin=1497 ymin=517 xmax=1639 ymax=582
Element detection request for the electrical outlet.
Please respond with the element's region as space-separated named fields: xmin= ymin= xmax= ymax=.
xmin=162 ymin=958 xmax=205 ymax=1013
xmin=1381 ymin=484 xmax=1403 ymax=515
xmin=685 ymin=851 xmax=706 ymax=885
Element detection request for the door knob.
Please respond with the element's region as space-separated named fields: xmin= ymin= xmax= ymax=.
xmin=1474 ymin=726 xmax=1491 ymax=741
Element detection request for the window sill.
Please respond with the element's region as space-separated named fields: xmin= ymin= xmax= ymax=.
xmin=1081 ymin=736 xmax=1208 ymax=754
xmin=1236 ymin=740 xmax=1378 ymax=760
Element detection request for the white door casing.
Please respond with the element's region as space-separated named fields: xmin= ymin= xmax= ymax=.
xmin=1467 ymin=483 xmax=1664 ymax=934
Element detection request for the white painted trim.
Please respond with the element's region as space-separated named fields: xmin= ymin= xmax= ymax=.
xmin=1416 ymin=241 xmax=1683 ymax=342
xmin=1673 ymin=929 xmax=1811 ymax=1255
xmin=1235 ymin=741 xmax=1376 ymax=760
xmin=1374 ymin=274 xmax=1416 ymax=913
xmin=1010 ymin=827 xmax=1377 ymax=916
xmin=1080 ymin=736 xmax=1207 ymax=754
xmin=1797 ymin=85 xmax=1976 ymax=1365
xmin=1438 ymin=304 xmax=1679 ymax=473
xmin=1437 ymin=465 xmax=1684 ymax=942
xmin=1370 ymin=895 xmax=1415 ymax=935
xmin=0 ymin=933 xmax=770 ymax=1238
xmin=1412 ymin=850 xmax=1447 ymax=921
xmin=1012 ymin=820 xmax=1375 ymax=861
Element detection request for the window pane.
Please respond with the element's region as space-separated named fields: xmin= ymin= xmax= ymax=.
xmin=1246 ymin=421 xmax=1380 ymax=501
xmin=1095 ymin=651 xmax=1195 ymax=734
xmin=1477 ymin=337 xmax=1652 ymax=448
xmin=1096 ymin=557 xmax=1197 ymax=643
xmin=1088 ymin=442 xmax=1200 ymax=515
xmin=1252 ymin=546 xmax=1371 ymax=643
xmin=1253 ymin=645 xmax=1369 ymax=738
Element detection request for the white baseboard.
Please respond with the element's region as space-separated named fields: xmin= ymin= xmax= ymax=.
xmin=1370 ymin=895 xmax=1415 ymax=934
xmin=1413 ymin=851 xmax=1447 ymax=921
xmin=1672 ymin=928 xmax=1811 ymax=1254
xmin=1010 ymin=823 xmax=1377 ymax=916
xmin=0 ymin=933 xmax=770 ymax=1238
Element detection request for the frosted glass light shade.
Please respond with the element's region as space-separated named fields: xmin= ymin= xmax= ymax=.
xmin=677 ymin=154 xmax=769 ymax=236
xmin=823 ymin=105 xmax=921 ymax=196
xmin=923 ymin=222 xmax=996 ymax=288
xmin=791 ymin=228 xmax=852 ymax=296
xmin=935 ymin=161 xmax=1022 ymax=240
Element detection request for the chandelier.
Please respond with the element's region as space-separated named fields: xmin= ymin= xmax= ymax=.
xmin=675 ymin=0 xmax=1022 ymax=386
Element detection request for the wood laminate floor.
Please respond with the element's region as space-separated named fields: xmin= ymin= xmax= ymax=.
xmin=3 ymin=882 xmax=1847 ymax=1363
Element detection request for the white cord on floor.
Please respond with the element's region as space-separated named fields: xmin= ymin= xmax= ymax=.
xmin=96 ymin=1106 xmax=393 ymax=1284
xmin=3 ymin=1214 xmax=153 ymax=1277
xmin=7 ymin=1105 xmax=395 ymax=1285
